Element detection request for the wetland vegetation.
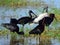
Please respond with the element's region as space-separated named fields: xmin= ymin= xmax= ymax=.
xmin=0 ymin=0 xmax=60 ymax=45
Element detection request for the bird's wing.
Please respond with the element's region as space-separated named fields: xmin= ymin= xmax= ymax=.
xmin=1 ymin=23 xmax=16 ymax=30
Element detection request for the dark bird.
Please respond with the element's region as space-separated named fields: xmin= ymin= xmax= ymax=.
xmin=1 ymin=23 xmax=24 ymax=35
xmin=17 ymin=10 xmax=37 ymax=32
xmin=29 ymin=18 xmax=45 ymax=35
xmin=44 ymin=13 xmax=57 ymax=26
xmin=31 ymin=6 xmax=49 ymax=24
xmin=10 ymin=18 xmax=18 ymax=25
xmin=30 ymin=6 xmax=57 ymax=27
xmin=43 ymin=6 xmax=57 ymax=26
xmin=29 ymin=13 xmax=56 ymax=33
xmin=29 ymin=24 xmax=45 ymax=34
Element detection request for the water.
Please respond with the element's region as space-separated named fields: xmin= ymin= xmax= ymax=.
xmin=0 ymin=35 xmax=60 ymax=45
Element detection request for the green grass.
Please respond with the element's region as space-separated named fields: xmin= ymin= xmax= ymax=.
xmin=0 ymin=30 xmax=9 ymax=36
xmin=41 ymin=30 xmax=60 ymax=39
xmin=0 ymin=0 xmax=42 ymax=7
xmin=0 ymin=29 xmax=60 ymax=39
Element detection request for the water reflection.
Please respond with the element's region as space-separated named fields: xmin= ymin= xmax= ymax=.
xmin=0 ymin=35 xmax=60 ymax=45
xmin=0 ymin=6 xmax=60 ymax=45
xmin=0 ymin=35 xmax=10 ymax=45
xmin=10 ymin=35 xmax=24 ymax=45
xmin=2 ymin=35 xmax=59 ymax=45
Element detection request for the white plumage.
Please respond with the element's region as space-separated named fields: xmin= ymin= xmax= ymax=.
xmin=33 ymin=13 xmax=49 ymax=23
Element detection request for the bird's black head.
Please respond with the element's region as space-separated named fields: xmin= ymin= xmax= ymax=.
xmin=29 ymin=10 xmax=34 ymax=16
xmin=50 ymin=13 xmax=57 ymax=21
xmin=29 ymin=10 xmax=37 ymax=18
xmin=29 ymin=10 xmax=33 ymax=13
xmin=10 ymin=18 xmax=18 ymax=25
xmin=50 ymin=13 xmax=55 ymax=18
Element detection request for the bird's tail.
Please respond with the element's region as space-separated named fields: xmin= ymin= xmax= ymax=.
xmin=1 ymin=23 xmax=10 ymax=29
xmin=1 ymin=23 xmax=7 ymax=27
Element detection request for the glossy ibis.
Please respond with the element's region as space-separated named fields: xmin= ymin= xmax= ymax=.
xmin=30 ymin=6 xmax=57 ymax=27
xmin=10 ymin=18 xmax=18 ymax=25
xmin=43 ymin=6 xmax=57 ymax=26
xmin=1 ymin=23 xmax=24 ymax=35
xmin=29 ymin=18 xmax=45 ymax=35
xmin=17 ymin=10 xmax=37 ymax=32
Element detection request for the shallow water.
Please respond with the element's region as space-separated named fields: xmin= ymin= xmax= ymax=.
xmin=0 ymin=6 xmax=60 ymax=30
xmin=0 ymin=35 xmax=60 ymax=45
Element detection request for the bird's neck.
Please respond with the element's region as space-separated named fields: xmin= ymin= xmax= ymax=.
xmin=29 ymin=13 xmax=32 ymax=18
xmin=29 ymin=12 xmax=37 ymax=18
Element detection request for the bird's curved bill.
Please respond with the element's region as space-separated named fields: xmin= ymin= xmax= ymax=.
xmin=54 ymin=16 xmax=57 ymax=21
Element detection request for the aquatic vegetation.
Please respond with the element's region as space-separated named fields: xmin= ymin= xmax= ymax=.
xmin=0 ymin=29 xmax=60 ymax=39
xmin=0 ymin=0 xmax=45 ymax=7
xmin=42 ymin=30 xmax=60 ymax=39
xmin=0 ymin=30 xmax=9 ymax=35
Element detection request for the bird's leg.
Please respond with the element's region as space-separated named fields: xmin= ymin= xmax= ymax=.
xmin=21 ymin=25 xmax=24 ymax=33
xmin=36 ymin=34 xmax=39 ymax=44
xmin=46 ymin=26 xmax=49 ymax=32
xmin=55 ymin=16 xmax=58 ymax=22
xmin=48 ymin=26 xmax=49 ymax=31
xmin=39 ymin=34 xmax=41 ymax=45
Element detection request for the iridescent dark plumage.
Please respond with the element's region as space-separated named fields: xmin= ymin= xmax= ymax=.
xmin=18 ymin=10 xmax=37 ymax=25
xmin=17 ymin=10 xmax=37 ymax=33
xmin=44 ymin=13 xmax=55 ymax=26
xmin=2 ymin=23 xmax=24 ymax=35
xmin=10 ymin=18 xmax=18 ymax=25
xmin=29 ymin=18 xmax=45 ymax=35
